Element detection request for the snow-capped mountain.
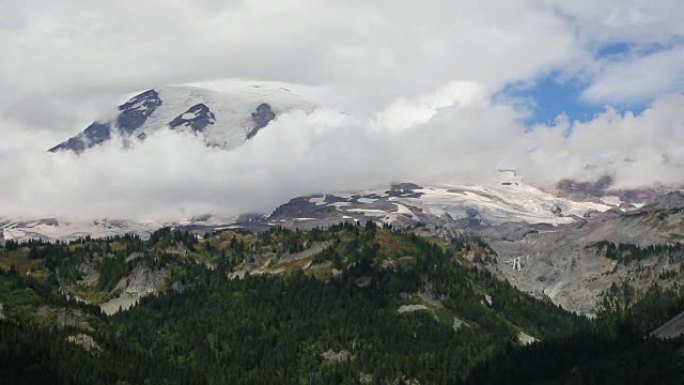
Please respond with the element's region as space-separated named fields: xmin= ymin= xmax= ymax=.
xmin=10 ymin=82 xmax=674 ymax=244
xmin=0 ymin=213 xmax=241 ymax=243
xmin=49 ymin=83 xmax=316 ymax=153
xmin=2 ymin=168 xmax=662 ymax=242
xmin=258 ymin=171 xmax=614 ymax=230
xmin=0 ymin=173 xmax=616 ymax=242
xmin=478 ymin=190 xmax=684 ymax=314
xmin=0 ymin=217 xmax=158 ymax=242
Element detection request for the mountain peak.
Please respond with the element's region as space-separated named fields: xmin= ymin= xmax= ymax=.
xmin=169 ymin=103 xmax=216 ymax=133
xmin=116 ymin=89 xmax=163 ymax=135
xmin=247 ymin=103 xmax=276 ymax=139
xmin=48 ymin=84 xmax=315 ymax=154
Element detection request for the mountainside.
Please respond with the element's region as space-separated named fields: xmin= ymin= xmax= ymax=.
xmin=0 ymin=172 xmax=617 ymax=242
xmin=652 ymin=310 xmax=684 ymax=339
xmin=1 ymin=225 xmax=682 ymax=385
xmin=48 ymin=84 xmax=316 ymax=153
xmin=554 ymin=175 xmax=671 ymax=208
xmin=260 ymin=176 xmax=613 ymax=231
xmin=0 ymin=218 xmax=159 ymax=242
xmin=256 ymin=185 xmax=684 ymax=314
xmin=478 ymin=192 xmax=684 ymax=314
xmin=2 ymin=165 xmax=681 ymax=316
xmin=6 ymin=86 xmax=684 ymax=317
xmin=0 ymin=214 xmax=239 ymax=243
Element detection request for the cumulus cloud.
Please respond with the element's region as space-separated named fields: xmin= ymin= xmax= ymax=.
xmin=370 ymin=81 xmax=487 ymax=132
xmin=547 ymin=0 xmax=684 ymax=45
xmin=2 ymin=81 xmax=683 ymax=221
xmin=519 ymin=94 xmax=684 ymax=188
xmin=0 ymin=0 xmax=582 ymax=133
xmin=581 ymin=46 xmax=684 ymax=104
xmin=1 ymin=1 xmax=684 ymax=221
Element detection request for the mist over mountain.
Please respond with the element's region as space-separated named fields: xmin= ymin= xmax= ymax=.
xmin=0 ymin=80 xmax=682 ymax=223
xmin=1 ymin=1 xmax=684 ymax=224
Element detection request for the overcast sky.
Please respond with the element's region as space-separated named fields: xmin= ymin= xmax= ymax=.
xmin=1 ymin=0 xmax=683 ymax=220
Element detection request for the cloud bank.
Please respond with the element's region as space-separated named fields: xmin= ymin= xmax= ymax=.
xmin=1 ymin=0 xmax=683 ymax=220
xmin=1 ymin=82 xmax=683 ymax=221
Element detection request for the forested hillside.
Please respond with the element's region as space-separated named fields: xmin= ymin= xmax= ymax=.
xmin=0 ymin=223 xmax=682 ymax=384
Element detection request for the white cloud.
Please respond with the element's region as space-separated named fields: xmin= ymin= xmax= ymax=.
xmin=370 ymin=81 xmax=486 ymax=132
xmin=547 ymin=0 xmax=684 ymax=45
xmin=582 ymin=46 xmax=684 ymax=104
xmin=0 ymin=0 xmax=581 ymax=131
xmin=1 ymin=82 xmax=684 ymax=220
xmin=1 ymin=1 xmax=684 ymax=221
xmin=541 ymin=0 xmax=684 ymax=105
xmin=519 ymin=94 xmax=684 ymax=188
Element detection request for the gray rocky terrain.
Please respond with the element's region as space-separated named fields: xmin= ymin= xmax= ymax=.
xmin=239 ymin=188 xmax=684 ymax=315
xmin=652 ymin=311 xmax=684 ymax=339
xmin=100 ymin=265 xmax=166 ymax=315
xmin=478 ymin=193 xmax=684 ymax=314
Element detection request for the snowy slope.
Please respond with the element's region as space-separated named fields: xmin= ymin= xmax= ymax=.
xmin=0 ymin=176 xmax=614 ymax=241
xmin=0 ymin=213 xmax=239 ymax=242
xmin=265 ymin=175 xmax=614 ymax=230
xmin=49 ymin=83 xmax=316 ymax=153
xmin=403 ymin=182 xmax=611 ymax=226
xmin=0 ymin=218 xmax=159 ymax=242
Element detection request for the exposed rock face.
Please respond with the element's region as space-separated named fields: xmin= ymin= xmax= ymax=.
xmin=56 ymin=308 xmax=85 ymax=327
xmin=116 ymin=89 xmax=163 ymax=135
xmin=280 ymin=241 xmax=332 ymax=263
xmin=100 ymin=266 xmax=166 ymax=316
xmin=321 ymin=349 xmax=351 ymax=362
xmin=483 ymin=294 xmax=492 ymax=306
xmin=452 ymin=317 xmax=467 ymax=331
xmin=556 ymin=175 xmax=670 ymax=205
xmin=48 ymin=122 xmax=111 ymax=153
xmin=100 ymin=296 xmax=139 ymax=316
xmin=116 ymin=265 xmax=166 ymax=295
xmin=479 ymin=198 xmax=684 ymax=314
xmin=263 ymin=190 xmax=417 ymax=231
xmin=270 ymin=195 xmax=343 ymax=219
xmin=386 ymin=183 xmax=424 ymax=198
xmin=652 ymin=311 xmax=684 ymax=339
xmin=246 ymin=103 xmax=276 ymax=139
xmin=169 ymin=103 xmax=216 ymax=132
xmin=517 ymin=331 xmax=538 ymax=346
xmin=67 ymin=334 xmax=102 ymax=353
xmin=556 ymin=176 xmax=614 ymax=201
xmin=49 ymin=90 xmax=162 ymax=153
xmin=76 ymin=262 xmax=100 ymax=286
xmin=397 ymin=304 xmax=429 ymax=313
xmin=651 ymin=191 xmax=684 ymax=211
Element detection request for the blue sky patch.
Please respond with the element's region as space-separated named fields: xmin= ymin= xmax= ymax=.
xmin=499 ymin=73 xmax=604 ymax=127
xmin=498 ymin=71 xmax=652 ymax=129
xmin=596 ymin=42 xmax=632 ymax=58
xmin=595 ymin=40 xmax=683 ymax=60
